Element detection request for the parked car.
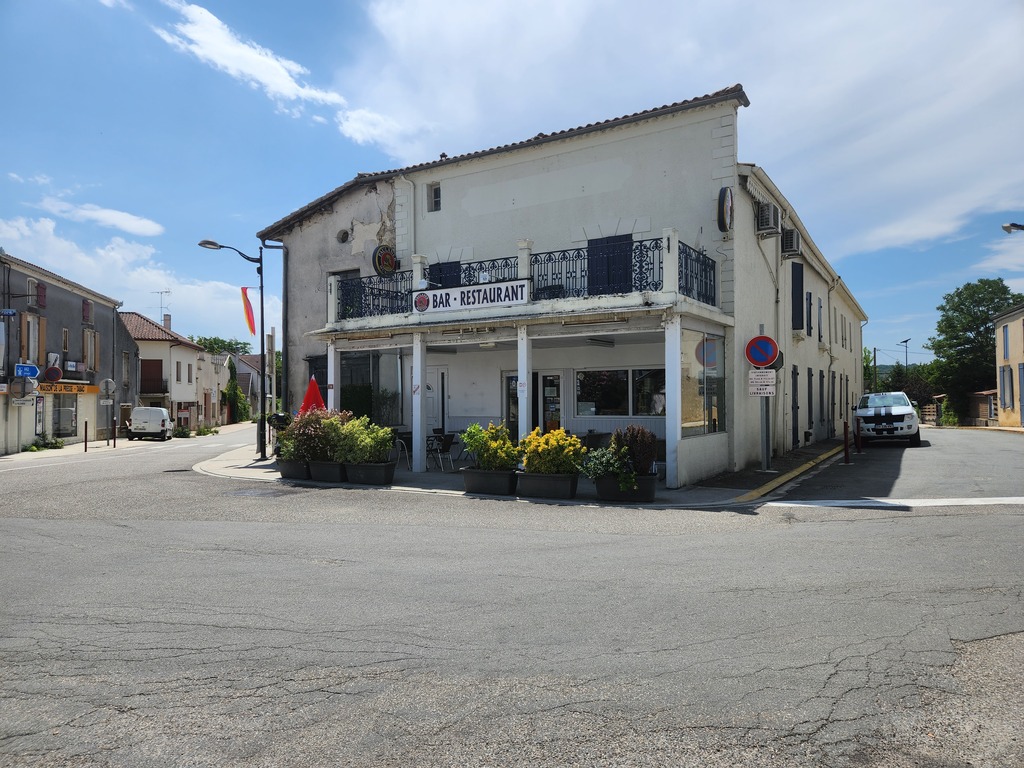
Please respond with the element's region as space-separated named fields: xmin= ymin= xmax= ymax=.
xmin=853 ymin=391 xmax=921 ymax=447
xmin=127 ymin=407 xmax=173 ymax=441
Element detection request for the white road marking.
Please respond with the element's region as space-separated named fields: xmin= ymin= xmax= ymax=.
xmin=765 ymin=497 xmax=1024 ymax=508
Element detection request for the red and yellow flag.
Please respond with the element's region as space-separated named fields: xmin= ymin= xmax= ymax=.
xmin=241 ymin=287 xmax=256 ymax=336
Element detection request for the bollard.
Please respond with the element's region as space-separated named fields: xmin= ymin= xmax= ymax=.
xmin=84 ymin=421 xmax=88 ymax=452
xmin=843 ymin=421 xmax=851 ymax=464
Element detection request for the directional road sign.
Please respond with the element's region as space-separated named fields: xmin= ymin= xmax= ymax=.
xmin=15 ymin=363 xmax=40 ymax=378
xmin=0 ymin=308 xmax=16 ymax=317
xmin=744 ymin=335 xmax=780 ymax=368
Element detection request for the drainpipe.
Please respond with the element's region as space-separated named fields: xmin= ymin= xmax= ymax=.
xmin=260 ymin=239 xmax=288 ymax=415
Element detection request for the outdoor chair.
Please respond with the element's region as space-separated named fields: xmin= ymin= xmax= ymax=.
xmin=427 ymin=433 xmax=457 ymax=471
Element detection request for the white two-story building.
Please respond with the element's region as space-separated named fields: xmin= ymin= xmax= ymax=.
xmin=257 ymin=84 xmax=866 ymax=486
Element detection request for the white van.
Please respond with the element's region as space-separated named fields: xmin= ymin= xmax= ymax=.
xmin=127 ymin=407 xmax=173 ymax=441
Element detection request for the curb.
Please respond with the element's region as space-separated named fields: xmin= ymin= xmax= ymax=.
xmin=732 ymin=444 xmax=846 ymax=504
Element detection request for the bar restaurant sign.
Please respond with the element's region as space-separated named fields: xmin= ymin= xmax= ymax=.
xmin=413 ymin=279 xmax=530 ymax=314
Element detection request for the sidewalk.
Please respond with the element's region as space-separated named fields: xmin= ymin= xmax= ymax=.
xmin=194 ymin=427 xmax=847 ymax=508
xmin=1 ymin=421 xmax=847 ymax=508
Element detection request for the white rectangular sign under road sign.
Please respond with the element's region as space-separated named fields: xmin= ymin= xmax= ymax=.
xmin=748 ymin=368 xmax=776 ymax=397
xmin=100 ymin=399 xmax=114 ymax=405
xmin=12 ymin=396 xmax=36 ymax=406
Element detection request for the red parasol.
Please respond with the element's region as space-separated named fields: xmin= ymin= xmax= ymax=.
xmin=298 ymin=375 xmax=326 ymax=415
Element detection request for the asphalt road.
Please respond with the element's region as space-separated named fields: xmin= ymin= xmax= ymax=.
xmin=0 ymin=428 xmax=1021 ymax=767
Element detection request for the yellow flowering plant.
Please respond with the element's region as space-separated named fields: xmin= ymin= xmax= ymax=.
xmin=461 ymin=422 xmax=521 ymax=471
xmin=519 ymin=427 xmax=586 ymax=474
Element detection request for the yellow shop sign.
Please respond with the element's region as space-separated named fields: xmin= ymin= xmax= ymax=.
xmin=37 ymin=382 xmax=99 ymax=394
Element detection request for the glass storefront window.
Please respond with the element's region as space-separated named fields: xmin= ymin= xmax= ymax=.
xmin=576 ymin=370 xmax=628 ymax=415
xmin=338 ymin=350 xmax=404 ymax=425
xmin=52 ymin=393 xmax=77 ymax=438
xmin=633 ymin=369 xmax=666 ymax=415
xmin=681 ymin=330 xmax=725 ymax=436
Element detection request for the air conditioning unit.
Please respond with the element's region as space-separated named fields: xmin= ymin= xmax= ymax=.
xmin=781 ymin=228 xmax=802 ymax=255
xmin=757 ymin=202 xmax=781 ymax=235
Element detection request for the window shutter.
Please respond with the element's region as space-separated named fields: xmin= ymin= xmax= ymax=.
xmin=37 ymin=283 xmax=46 ymax=308
xmin=93 ymin=332 xmax=101 ymax=371
xmin=83 ymin=300 xmax=90 ymax=323
xmin=791 ymin=262 xmax=804 ymax=330
xmin=20 ymin=312 xmax=28 ymax=360
xmin=38 ymin=316 xmax=46 ymax=365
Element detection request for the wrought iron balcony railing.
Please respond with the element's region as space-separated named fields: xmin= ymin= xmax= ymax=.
xmin=331 ymin=237 xmax=715 ymax=321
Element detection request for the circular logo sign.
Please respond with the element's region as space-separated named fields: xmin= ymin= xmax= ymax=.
xmin=43 ymin=366 xmax=63 ymax=383
xmin=413 ymin=293 xmax=430 ymax=312
xmin=372 ymin=244 xmax=398 ymax=277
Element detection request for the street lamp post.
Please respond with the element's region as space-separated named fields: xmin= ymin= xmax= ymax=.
xmin=199 ymin=240 xmax=268 ymax=460
xmin=899 ymin=338 xmax=910 ymax=370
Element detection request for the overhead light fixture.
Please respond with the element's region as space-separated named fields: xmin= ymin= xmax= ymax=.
xmin=585 ymin=338 xmax=614 ymax=348
xmin=479 ymin=342 xmax=496 ymax=348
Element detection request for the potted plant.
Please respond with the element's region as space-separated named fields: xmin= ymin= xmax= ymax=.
xmin=336 ymin=416 xmax=396 ymax=485
xmin=274 ymin=407 xmax=353 ymax=482
xmin=460 ymin=421 xmax=521 ymax=495
xmin=276 ymin=432 xmax=310 ymax=480
xmin=517 ymin=427 xmax=586 ymax=499
xmin=305 ymin=409 xmax=353 ymax=483
xmin=584 ymin=425 xmax=658 ymax=502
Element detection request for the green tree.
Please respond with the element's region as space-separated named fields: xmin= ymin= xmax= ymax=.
xmin=862 ymin=347 xmax=876 ymax=391
xmin=925 ymin=278 xmax=1023 ymax=421
xmin=222 ymin=357 xmax=250 ymax=424
xmin=190 ymin=336 xmax=252 ymax=355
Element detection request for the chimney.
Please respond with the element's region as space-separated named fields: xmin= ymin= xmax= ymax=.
xmin=163 ymin=313 xmax=172 ymax=329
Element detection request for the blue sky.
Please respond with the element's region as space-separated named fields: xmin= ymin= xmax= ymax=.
xmin=2 ymin=0 xmax=1022 ymax=368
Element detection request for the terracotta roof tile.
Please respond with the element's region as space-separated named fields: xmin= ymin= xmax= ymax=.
xmin=120 ymin=311 xmax=204 ymax=350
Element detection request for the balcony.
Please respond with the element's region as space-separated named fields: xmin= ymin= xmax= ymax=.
xmin=140 ymin=377 xmax=169 ymax=394
xmin=332 ymin=237 xmax=715 ymax=322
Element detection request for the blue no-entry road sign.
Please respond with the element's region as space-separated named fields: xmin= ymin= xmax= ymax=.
xmin=744 ymin=335 xmax=780 ymax=368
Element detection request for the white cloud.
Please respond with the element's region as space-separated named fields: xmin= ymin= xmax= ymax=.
xmin=329 ymin=0 xmax=1024 ymax=260
xmin=7 ymin=173 xmax=52 ymax=185
xmin=974 ymin=236 xmax=1024 ymax=275
xmin=0 ymin=217 xmax=281 ymax=344
xmin=36 ymin=197 xmax=164 ymax=237
xmin=154 ymin=0 xmax=346 ymax=113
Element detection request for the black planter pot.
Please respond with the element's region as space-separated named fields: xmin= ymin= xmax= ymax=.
xmin=516 ymin=472 xmax=579 ymax=500
xmin=462 ymin=468 xmax=518 ymax=496
xmin=277 ymin=459 xmax=310 ymax=480
xmin=309 ymin=461 xmax=347 ymax=483
xmin=344 ymin=461 xmax=397 ymax=485
xmin=594 ymin=474 xmax=658 ymax=503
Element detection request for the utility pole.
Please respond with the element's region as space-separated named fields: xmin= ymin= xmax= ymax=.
xmin=873 ymin=348 xmax=878 ymax=391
